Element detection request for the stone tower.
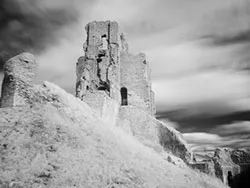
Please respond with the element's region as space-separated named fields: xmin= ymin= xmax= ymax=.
xmin=76 ymin=21 xmax=121 ymax=102
xmin=76 ymin=21 xmax=156 ymax=116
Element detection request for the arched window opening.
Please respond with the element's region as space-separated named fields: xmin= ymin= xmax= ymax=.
xmin=121 ymin=87 xmax=128 ymax=106
xmin=101 ymin=35 xmax=108 ymax=50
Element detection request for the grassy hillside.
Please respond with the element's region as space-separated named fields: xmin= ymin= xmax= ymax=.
xmin=0 ymin=82 xmax=228 ymax=188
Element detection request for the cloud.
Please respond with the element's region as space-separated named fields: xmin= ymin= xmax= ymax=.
xmin=153 ymin=70 xmax=250 ymax=113
xmin=183 ymin=132 xmax=222 ymax=145
xmin=184 ymin=131 xmax=250 ymax=155
xmin=200 ymin=0 xmax=250 ymax=46
xmin=0 ymin=0 xmax=96 ymax=70
xmin=34 ymin=0 xmax=149 ymax=93
xmin=205 ymin=30 xmax=250 ymax=46
xmin=157 ymin=109 xmax=250 ymax=134
xmin=211 ymin=121 xmax=250 ymax=136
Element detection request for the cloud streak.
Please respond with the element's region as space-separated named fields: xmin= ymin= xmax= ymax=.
xmin=0 ymin=0 xmax=96 ymax=70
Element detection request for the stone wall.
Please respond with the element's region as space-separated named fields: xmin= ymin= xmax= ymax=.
xmin=120 ymin=52 xmax=155 ymax=115
xmin=76 ymin=56 xmax=97 ymax=99
xmin=0 ymin=53 xmax=37 ymax=108
xmin=76 ymin=21 xmax=121 ymax=102
xmin=116 ymin=106 xmax=192 ymax=163
xmin=213 ymin=148 xmax=241 ymax=184
xmin=76 ymin=21 xmax=156 ymax=116
xmin=192 ymin=148 xmax=250 ymax=184
xmin=82 ymin=91 xmax=119 ymax=126
xmin=190 ymin=148 xmax=250 ymax=185
xmin=190 ymin=161 xmax=216 ymax=176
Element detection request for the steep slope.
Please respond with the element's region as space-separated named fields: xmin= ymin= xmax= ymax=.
xmin=0 ymin=82 xmax=228 ymax=188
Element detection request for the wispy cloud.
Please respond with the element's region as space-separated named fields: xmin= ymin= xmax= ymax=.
xmin=184 ymin=130 xmax=250 ymax=155
xmin=183 ymin=132 xmax=222 ymax=145
xmin=211 ymin=121 xmax=250 ymax=136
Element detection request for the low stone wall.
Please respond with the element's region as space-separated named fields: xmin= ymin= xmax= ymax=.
xmin=190 ymin=161 xmax=215 ymax=176
xmin=116 ymin=106 xmax=192 ymax=163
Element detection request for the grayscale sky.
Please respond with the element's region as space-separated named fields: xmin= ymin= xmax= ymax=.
xmin=0 ymin=0 xmax=250 ymax=154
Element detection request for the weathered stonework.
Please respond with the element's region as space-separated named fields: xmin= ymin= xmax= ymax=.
xmin=82 ymin=90 xmax=120 ymax=126
xmin=116 ymin=106 xmax=192 ymax=163
xmin=191 ymin=148 xmax=250 ymax=185
xmin=76 ymin=21 xmax=156 ymax=116
xmin=213 ymin=148 xmax=241 ymax=184
xmin=0 ymin=53 xmax=38 ymax=108
xmin=76 ymin=21 xmax=121 ymax=103
xmin=230 ymin=148 xmax=250 ymax=171
xmin=75 ymin=21 xmax=192 ymax=162
xmin=120 ymin=52 xmax=155 ymax=115
xmin=190 ymin=160 xmax=216 ymax=176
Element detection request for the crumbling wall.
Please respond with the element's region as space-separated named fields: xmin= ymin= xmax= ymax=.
xmin=212 ymin=148 xmax=241 ymax=184
xmin=116 ymin=106 xmax=192 ymax=163
xmin=82 ymin=91 xmax=119 ymax=126
xmin=76 ymin=21 xmax=156 ymax=116
xmin=190 ymin=148 xmax=250 ymax=185
xmin=0 ymin=53 xmax=38 ymax=108
xmin=190 ymin=160 xmax=216 ymax=176
xmin=120 ymin=52 xmax=155 ymax=115
xmin=231 ymin=149 xmax=250 ymax=171
xmin=76 ymin=56 xmax=96 ymax=100
xmin=76 ymin=21 xmax=121 ymax=102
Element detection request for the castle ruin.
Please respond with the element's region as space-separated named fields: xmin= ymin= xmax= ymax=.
xmin=74 ymin=21 xmax=250 ymax=185
xmin=76 ymin=21 xmax=155 ymax=115
xmin=75 ymin=20 xmax=192 ymax=164
xmin=1 ymin=20 xmax=248 ymax=186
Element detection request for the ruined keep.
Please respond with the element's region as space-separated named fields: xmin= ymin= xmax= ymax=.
xmin=75 ymin=21 xmax=192 ymax=163
xmin=76 ymin=21 xmax=156 ymax=115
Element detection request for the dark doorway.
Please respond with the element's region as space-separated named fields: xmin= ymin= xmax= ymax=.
xmin=227 ymin=171 xmax=233 ymax=187
xmin=121 ymin=87 xmax=128 ymax=106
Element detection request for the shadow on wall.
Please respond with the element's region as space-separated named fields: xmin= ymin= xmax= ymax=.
xmin=230 ymin=167 xmax=250 ymax=188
